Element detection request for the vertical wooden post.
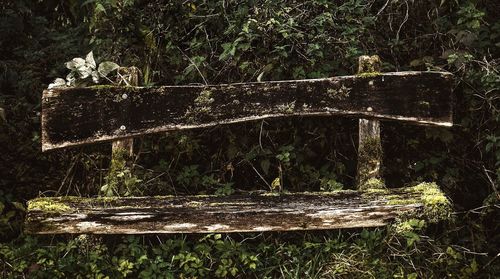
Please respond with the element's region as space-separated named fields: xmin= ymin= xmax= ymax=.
xmin=113 ymin=66 xmax=140 ymax=161
xmin=356 ymin=55 xmax=384 ymax=190
xmin=103 ymin=67 xmax=140 ymax=196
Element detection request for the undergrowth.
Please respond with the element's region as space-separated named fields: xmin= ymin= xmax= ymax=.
xmin=0 ymin=0 xmax=499 ymax=277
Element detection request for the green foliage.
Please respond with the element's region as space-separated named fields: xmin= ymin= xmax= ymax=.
xmin=1 ymin=0 xmax=499 ymax=277
xmin=0 ymin=228 xmax=494 ymax=278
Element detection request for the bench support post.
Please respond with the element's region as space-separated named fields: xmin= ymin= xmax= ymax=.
xmin=103 ymin=67 xmax=140 ymax=196
xmin=356 ymin=55 xmax=384 ymax=190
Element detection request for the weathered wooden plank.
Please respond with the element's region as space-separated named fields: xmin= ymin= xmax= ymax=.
xmin=111 ymin=66 xmax=141 ymax=160
xmin=42 ymin=71 xmax=453 ymax=151
xmin=356 ymin=55 xmax=384 ymax=189
xmin=25 ymin=183 xmax=451 ymax=234
xmin=107 ymin=67 xmax=140 ymax=196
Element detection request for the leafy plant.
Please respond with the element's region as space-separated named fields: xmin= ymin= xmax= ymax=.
xmin=48 ymin=51 xmax=119 ymax=88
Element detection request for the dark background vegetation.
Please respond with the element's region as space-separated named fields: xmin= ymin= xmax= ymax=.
xmin=0 ymin=0 xmax=499 ymax=277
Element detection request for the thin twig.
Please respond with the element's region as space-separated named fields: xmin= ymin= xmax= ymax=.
xmin=396 ymin=0 xmax=409 ymax=42
xmin=177 ymin=47 xmax=208 ymax=85
xmin=245 ymin=160 xmax=271 ymax=189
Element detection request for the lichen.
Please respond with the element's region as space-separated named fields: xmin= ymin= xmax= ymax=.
xmin=28 ymin=198 xmax=71 ymax=213
xmin=277 ymin=101 xmax=296 ymax=114
xmin=184 ymin=89 xmax=215 ymax=122
xmin=418 ymin=101 xmax=431 ymax=109
xmin=327 ymin=85 xmax=351 ymax=100
xmin=194 ymin=89 xmax=214 ymax=108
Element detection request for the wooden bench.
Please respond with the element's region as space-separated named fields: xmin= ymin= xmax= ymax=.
xmin=26 ymin=56 xmax=454 ymax=234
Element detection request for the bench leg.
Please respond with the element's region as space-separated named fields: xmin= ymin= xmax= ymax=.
xmin=104 ymin=67 xmax=140 ymax=196
xmin=356 ymin=119 xmax=383 ymax=189
xmin=356 ymin=55 xmax=384 ymax=190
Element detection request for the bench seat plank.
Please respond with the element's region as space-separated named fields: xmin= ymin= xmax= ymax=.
xmin=42 ymin=71 xmax=453 ymax=151
xmin=25 ymin=185 xmax=450 ymax=234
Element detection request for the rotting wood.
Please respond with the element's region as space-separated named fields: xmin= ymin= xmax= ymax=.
xmin=41 ymin=71 xmax=454 ymax=151
xmin=111 ymin=67 xmax=141 ymax=159
xmin=356 ymin=55 xmax=383 ymax=190
xmin=25 ymin=184 xmax=451 ymax=234
xmin=106 ymin=67 xmax=140 ymax=197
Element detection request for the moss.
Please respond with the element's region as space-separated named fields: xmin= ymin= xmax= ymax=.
xmin=102 ymin=147 xmax=139 ymax=197
xmin=356 ymin=136 xmax=383 ymax=189
xmin=359 ymin=178 xmax=385 ymax=191
xmin=387 ymin=198 xmax=419 ymax=206
xmin=28 ymin=198 xmax=71 ymax=213
xmin=357 ymin=72 xmax=381 ymax=78
xmin=362 ymin=188 xmax=388 ymax=195
xmin=358 ymin=55 xmax=381 ymax=73
xmin=89 ymin=84 xmax=115 ymax=90
xmin=383 ymin=182 xmax=452 ymax=223
xmin=409 ymin=182 xmax=453 ymax=222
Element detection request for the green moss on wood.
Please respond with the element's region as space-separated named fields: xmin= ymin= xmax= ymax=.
xmin=357 ymin=55 xmax=382 ymax=74
xmin=28 ymin=198 xmax=71 ymax=213
xmin=358 ymin=178 xmax=385 ymax=191
xmin=409 ymin=182 xmax=453 ymax=222
xmin=102 ymin=147 xmax=140 ymax=197
xmin=357 ymin=72 xmax=381 ymax=78
xmin=357 ymin=136 xmax=383 ymax=189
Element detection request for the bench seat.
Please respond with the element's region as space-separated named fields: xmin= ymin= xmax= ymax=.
xmin=26 ymin=183 xmax=451 ymax=234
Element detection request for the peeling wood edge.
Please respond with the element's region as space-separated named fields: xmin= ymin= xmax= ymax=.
xmin=27 ymin=205 xmax=421 ymax=235
xmin=42 ymin=71 xmax=452 ymax=93
xmin=41 ymin=71 xmax=454 ymax=152
xmin=25 ymin=184 xmax=452 ymax=234
xmin=41 ymin=111 xmax=452 ymax=152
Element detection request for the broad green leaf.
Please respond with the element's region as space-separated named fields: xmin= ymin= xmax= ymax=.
xmin=98 ymin=61 xmax=120 ymax=77
xmin=86 ymin=51 xmax=96 ymax=69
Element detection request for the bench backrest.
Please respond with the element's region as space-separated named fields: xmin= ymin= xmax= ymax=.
xmin=41 ymin=71 xmax=453 ymax=151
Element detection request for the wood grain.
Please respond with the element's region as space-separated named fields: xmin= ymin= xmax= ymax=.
xmin=42 ymin=71 xmax=453 ymax=151
xmin=25 ymin=189 xmax=428 ymax=234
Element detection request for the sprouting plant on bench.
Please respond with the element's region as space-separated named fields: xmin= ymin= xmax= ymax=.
xmin=101 ymin=148 xmax=142 ymax=197
xmin=48 ymin=51 xmax=120 ymax=88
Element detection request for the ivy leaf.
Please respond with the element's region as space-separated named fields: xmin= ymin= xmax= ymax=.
xmin=91 ymin=71 xmax=100 ymax=83
xmin=48 ymin=78 xmax=66 ymax=89
xmin=86 ymin=51 xmax=96 ymax=69
xmin=67 ymin=57 xmax=86 ymax=71
xmin=98 ymin=61 xmax=120 ymax=77
xmin=77 ymin=65 xmax=92 ymax=79
xmin=66 ymin=72 xmax=76 ymax=86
